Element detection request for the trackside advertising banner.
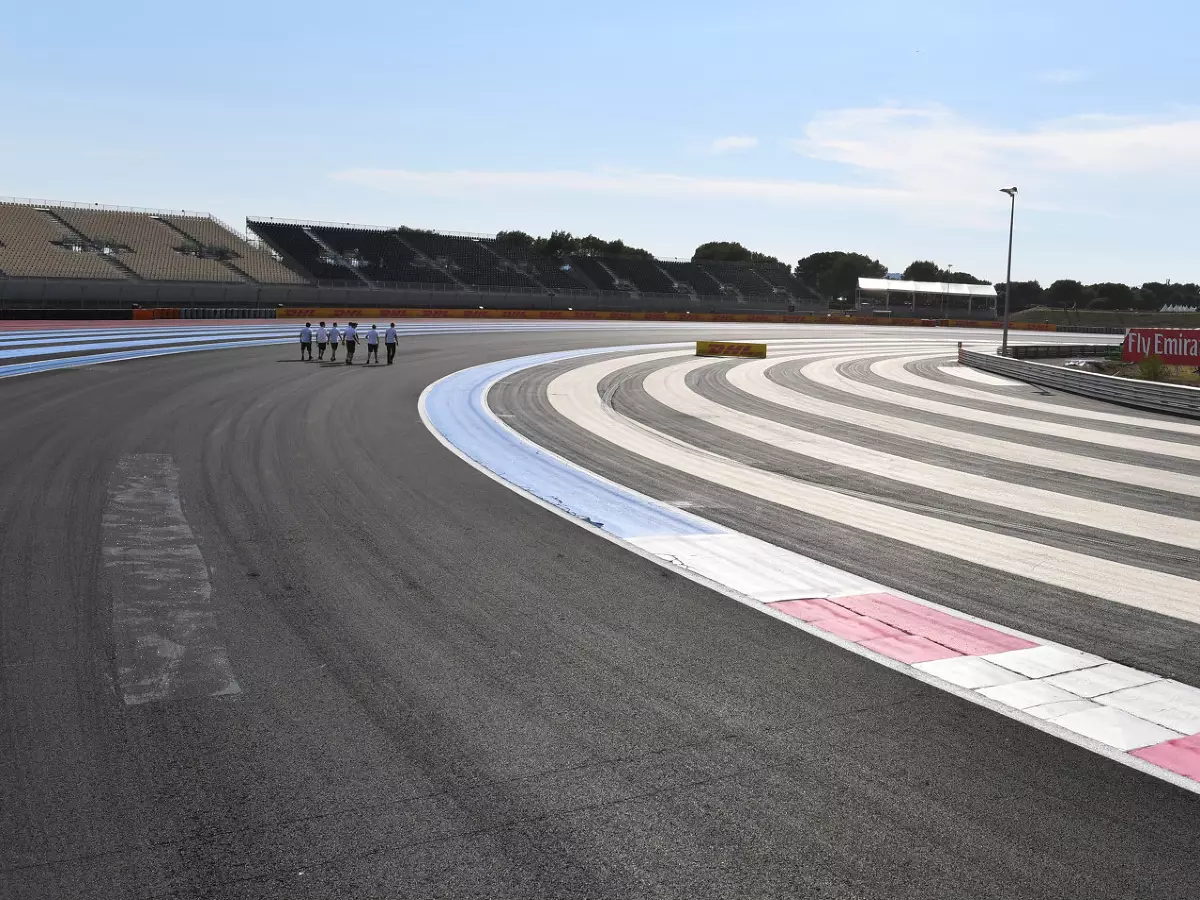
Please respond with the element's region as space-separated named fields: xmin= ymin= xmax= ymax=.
xmin=1122 ymin=328 xmax=1200 ymax=365
xmin=696 ymin=340 xmax=768 ymax=358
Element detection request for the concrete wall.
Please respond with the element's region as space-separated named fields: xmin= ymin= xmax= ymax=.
xmin=0 ymin=277 xmax=830 ymax=317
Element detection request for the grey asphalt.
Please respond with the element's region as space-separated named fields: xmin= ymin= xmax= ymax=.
xmin=2 ymin=327 xmax=1198 ymax=900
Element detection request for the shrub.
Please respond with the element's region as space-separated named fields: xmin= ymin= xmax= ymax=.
xmin=1138 ymin=354 xmax=1169 ymax=381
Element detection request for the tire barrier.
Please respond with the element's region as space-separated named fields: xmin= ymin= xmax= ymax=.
xmin=960 ymin=347 xmax=1200 ymax=419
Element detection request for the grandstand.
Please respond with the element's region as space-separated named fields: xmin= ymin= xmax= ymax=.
xmin=0 ymin=198 xmax=886 ymax=317
xmin=0 ymin=200 xmax=309 ymax=285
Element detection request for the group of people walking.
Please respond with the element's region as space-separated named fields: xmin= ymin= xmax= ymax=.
xmin=298 ymin=321 xmax=399 ymax=365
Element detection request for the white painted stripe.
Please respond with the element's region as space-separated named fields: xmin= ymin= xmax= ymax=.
xmin=1051 ymin=706 xmax=1182 ymax=751
xmin=103 ymin=454 xmax=240 ymax=705
xmin=547 ymin=353 xmax=1200 ymax=621
xmin=877 ymin=354 xmax=1200 ymax=436
xmin=644 ymin=357 xmax=1200 ymax=550
xmin=936 ymin=364 xmax=1023 ymax=386
xmin=628 ymin=533 xmax=875 ymax=601
xmin=802 ymin=355 xmax=1200 ymax=460
xmin=424 ymin=342 xmax=1200 ymax=794
xmin=728 ymin=358 xmax=1200 ymax=498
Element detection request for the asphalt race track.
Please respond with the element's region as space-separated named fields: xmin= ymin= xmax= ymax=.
xmin=2 ymin=323 xmax=1198 ymax=899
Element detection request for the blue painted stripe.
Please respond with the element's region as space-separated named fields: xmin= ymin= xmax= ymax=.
xmin=0 ymin=329 xmax=301 ymax=361
xmin=420 ymin=347 xmax=722 ymax=540
xmin=0 ymin=336 xmax=293 ymax=379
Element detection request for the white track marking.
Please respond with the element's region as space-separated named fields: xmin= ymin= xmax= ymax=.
xmin=103 ymin=454 xmax=240 ymax=706
xmin=727 ymin=359 xmax=1200 ymax=497
xmin=629 ymin=533 xmax=875 ymax=601
xmin=548 ymin=353 xmax=1200 ymax=622
xmin=876 ymin=354 xmax=1200 ymax=436
xmin=422 ymin=341 xmax=1200 ymax=794
xmin=802 ymin=355 xmax=1200 ymax=461
xmin=936 ymin=364 xmax=1023 ymax=386
xmin=643 ymin=357 xmax=1200 ymax=550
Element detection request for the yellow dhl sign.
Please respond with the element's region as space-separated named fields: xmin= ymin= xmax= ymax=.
xmin=695 ymin=340 xmax=767 ymax=359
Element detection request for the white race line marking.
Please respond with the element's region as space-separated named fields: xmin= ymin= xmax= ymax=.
xmin=422 ymin=338 xmax=1200 ymax=796
xmin=803 ymin=355 xmax=1200 ymax=460
xmin=629 ymin=533 xmax=874 ymax=602
xmin=549 ymin=353 xmax=1200 ymax=621
xmin=936 ymin=364 xmax=1023 ymax=386
xmin=729 ymin=359 xmax=1200 ymax=497
xmin=645 ymin=356 xmax=1200 ymax=550
xmin=877 ymin=354 xmax=1200 ymax=436
xmin=103 ymin=454 xmax=239 ymax=706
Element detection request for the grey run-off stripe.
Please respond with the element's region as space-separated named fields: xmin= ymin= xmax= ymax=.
xmin=103 ymin=454 xmax=240 ymax=706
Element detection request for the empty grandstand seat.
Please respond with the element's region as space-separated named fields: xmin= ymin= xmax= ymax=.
xmin=249 ymin=221 xmax=356 ymax=282
xmin=695 ymin=261 xmax=780 ymax=299
xmin=565 ymin=256 xmax=618 ymax=291
xmin=0 ymin=203 xmax=130 ymax=280
xmin=166 ymin=215 xmax=310 ymax=284
xmin=602 ymin=256 xmax=676 ymax=294
xmin=486 ymin=239 xmax=588 ymax=291
xmin=311 ymin=226 xmax=451 ymax=286
xmin=53 ymin=208 xmax=245 ymax=282
xmin=655 ymin=261 xmax=725 ymax=296
xmin=397 ymin=231 xmax=539 ymax=289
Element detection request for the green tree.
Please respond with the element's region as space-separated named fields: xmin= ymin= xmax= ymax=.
xmin=1044 ymin=279 xmax=1089 ymax=309
xmin=902 ymin=260 xmax=943 ymax=282
xmin=995 ymin=280 xmax=1044 ymax=312
xmin=495 ymin=230 xmax=534 ymax=248
xmin=944 ymin=271 xmax=989 ymax=285
xmin=901 ymin=260 xmax=988 ymax=284
xmin=1088 ymin=282 xmax=1136 ymax=310
xmin=796 ymin=251 xmax=887 ymax=301
xmin=694 ymin=241 xmax=784 ymax=267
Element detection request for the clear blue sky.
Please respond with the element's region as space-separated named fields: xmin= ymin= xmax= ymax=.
xmin=3 ymin=0 xmax=1199 ymax=285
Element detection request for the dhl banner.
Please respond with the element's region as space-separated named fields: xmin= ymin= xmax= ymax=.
xmin=275 ymin=307 xmax=1060 ymax=330
xmin=696 ymin=340 xmax=768 ymax=359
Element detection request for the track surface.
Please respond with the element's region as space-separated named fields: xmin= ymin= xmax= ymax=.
xmin=2 ymin=325 xmax=1198 ymax=899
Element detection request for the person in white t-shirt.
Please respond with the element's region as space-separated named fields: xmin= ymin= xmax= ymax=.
xmin=327 ymin=322 xmax=341 ymax=362
xmin=384 ymin=322 xmax=398 ymax=365
xmin=342 ymin=322 xmax=359 ymax=365
xmin=365 ymin=325 xmax=380 ymax=364
xmin=315 ymin=321 xmax=329 ymax=360
xmin=299 ymin=323 xmax=313 ymax=361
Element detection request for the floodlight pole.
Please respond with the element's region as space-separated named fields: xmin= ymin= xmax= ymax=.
xmin=1000 ymin=187 xmax=1018 ymax=355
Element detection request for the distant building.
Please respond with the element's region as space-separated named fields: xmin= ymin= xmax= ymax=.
xmin=856 ymin=277 xmax=997 ymax=317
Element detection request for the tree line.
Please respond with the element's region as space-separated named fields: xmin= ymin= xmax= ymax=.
xmin=488 ymin=231 xmax=1194 ymax=311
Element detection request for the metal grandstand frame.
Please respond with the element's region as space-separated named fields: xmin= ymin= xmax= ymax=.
xmin=0 ymin=196 xmax=264 ymax=247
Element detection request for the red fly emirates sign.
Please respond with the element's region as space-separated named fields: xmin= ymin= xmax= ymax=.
xmin=1122 ymin=329 xmax=1200 ymax=365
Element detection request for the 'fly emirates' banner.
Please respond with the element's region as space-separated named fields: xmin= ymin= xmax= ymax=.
xmin=1122 ymin=328 xmax=1200 ymax=365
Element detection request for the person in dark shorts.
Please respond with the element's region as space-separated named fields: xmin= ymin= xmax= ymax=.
xmin=343 ymin=321 xmax=358 ymax=365
xmin=365 ymin=325 xmax=380 ymax=364
xmin=299 ymin=322 xmax=313 ymax=360
xmin=385 ymin=322 xmax=398 ymax=364
xmin=328 ymin=322 xmax=341 ymax=362
xmin=315 ymin=321 xmax=328 ymax=360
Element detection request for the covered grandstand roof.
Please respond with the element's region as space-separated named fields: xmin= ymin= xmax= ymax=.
xmin=858 ymin=277 xmax=996 ymax=297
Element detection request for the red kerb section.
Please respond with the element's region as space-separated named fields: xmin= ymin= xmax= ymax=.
xmin=832 ymin=593 xmax=1036 ymax=656
xmin=770 ymin=592 xmax=1036 ymax=663
xmin=1132 ymin=732 xmax=1200 ymax=780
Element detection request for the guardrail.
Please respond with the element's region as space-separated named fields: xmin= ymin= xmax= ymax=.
xmin=959 ymin=347 xmax=1200 ymax=418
